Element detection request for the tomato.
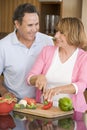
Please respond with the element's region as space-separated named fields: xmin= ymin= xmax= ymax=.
xmin=24 ymin=97 xmax=36 ymax=105
xmin=42 ymin=101 xmax=53 ymax=110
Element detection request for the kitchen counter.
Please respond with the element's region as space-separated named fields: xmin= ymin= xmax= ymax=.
xmin=0 ymin=111 xmax=87 ymax=130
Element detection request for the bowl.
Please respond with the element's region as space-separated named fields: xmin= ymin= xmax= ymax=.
xmin=0 ymin=97 xmax=17 ymax=115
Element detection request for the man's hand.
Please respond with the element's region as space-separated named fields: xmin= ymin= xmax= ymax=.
xmin=0 ymin=75 xmax=16 ymax=98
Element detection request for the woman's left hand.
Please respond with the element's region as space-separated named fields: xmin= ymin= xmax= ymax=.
xmin=44 ymin=87 xmax=60 ymax=101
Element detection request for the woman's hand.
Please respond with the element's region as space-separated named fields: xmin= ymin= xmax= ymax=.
xmin=44 ymin=84 xmax=76 ymax=101
xmin=44 ymin=87 xmax=60 ymax=101
xmin=35 ymin=75 xmax=47 ymax=92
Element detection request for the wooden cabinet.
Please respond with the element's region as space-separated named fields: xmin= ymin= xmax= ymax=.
xmin=0 ymin=0 xmax=82 ymax=34
xmin=39 ymin=0 xmax=82 ymax=35
xmin=39 ymin=1 xmax=63 ymax=35
xmin=0 ymin=0 xmax=40 ymax=33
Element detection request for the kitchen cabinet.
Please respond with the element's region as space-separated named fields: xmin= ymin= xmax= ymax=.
xmin=0 ymin=0 xmax=82 ymax=34
xmin=0 ymin=0 xmax=40 ymax=33
xmin=39 ymin=0 xmax=82 ymax=35
xmin=39 ymin=1 xmax=63 ymax=36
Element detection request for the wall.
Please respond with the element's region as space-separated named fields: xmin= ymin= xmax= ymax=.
xmin=0 ymin=0 xmax=40 ymax=33
xmin=0 ymin=0 xmax=82 ymax=33
xmin=82 ymin=0 xmax=87 ymax=35
xmin=62 ymin=0 xmax=82 ymax=18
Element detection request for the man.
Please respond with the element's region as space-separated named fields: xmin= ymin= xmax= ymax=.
xmin=0 ymin=3 xmax=53 ymax=100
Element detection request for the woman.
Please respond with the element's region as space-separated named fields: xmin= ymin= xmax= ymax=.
xmin=27 ymin=17 xmax=87 ymax=112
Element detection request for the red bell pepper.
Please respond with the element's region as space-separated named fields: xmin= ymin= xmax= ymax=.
xmin=42 ymin=100 xmax=53 ymax=110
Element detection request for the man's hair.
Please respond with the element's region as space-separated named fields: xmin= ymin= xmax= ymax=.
xmin=12 ymin=3 xmax=39 ymax=24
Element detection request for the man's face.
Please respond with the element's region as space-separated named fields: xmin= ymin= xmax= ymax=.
xmin=15 ymin=13 xmax=39 ymax=42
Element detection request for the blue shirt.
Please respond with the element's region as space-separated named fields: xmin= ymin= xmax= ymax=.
xmin=0 ymin=31 xmax=53 ymax=99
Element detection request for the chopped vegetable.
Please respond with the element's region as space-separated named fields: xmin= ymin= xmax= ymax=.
xmin=0 ymin=95 xmax=17 ymax=104
xmin=14 ymin=103 xmax=25 ymax=109
xmin=14 ymin=97 xmax=37 ymax=109
xmin=24 ymin=97 xmax=36 ymax=105
xmin=26 ymin=104 xmax=36 ymax=109
xmin=42 ymin=100 xmax=53 ymax=110
xmin=14 ymin=104 xmax=21 ymax=109
xmin=18 ymin=99 xmax=27 ymax=107
xmin=44 ymin=100 xmax=49 ymax=105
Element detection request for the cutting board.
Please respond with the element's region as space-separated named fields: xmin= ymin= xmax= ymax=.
xmin=13 ymin=103 xmax=73 ymax=118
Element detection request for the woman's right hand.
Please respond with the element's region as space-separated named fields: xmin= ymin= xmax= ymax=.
xmin=35 ymin=74 xmax=47 ymax=92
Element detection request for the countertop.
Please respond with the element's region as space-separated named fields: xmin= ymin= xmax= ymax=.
xmin=0 ymin=111 xmax=87 ymax=130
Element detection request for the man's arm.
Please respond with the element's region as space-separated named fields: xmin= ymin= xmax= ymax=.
xmin=0 ymin=75 xmax=8 ymax=96
xmin=0 ymin=75 xmax=16 ymax=97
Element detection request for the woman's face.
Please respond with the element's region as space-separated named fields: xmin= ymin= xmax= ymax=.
xmin=54 ymin=31 xmax=68 ymax=48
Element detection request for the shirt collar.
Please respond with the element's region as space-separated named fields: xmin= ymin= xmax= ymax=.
xmin=11 ymin=31 xmax=41 ymax=47
xmin=11 ymin=30 xmax=20 ymax=45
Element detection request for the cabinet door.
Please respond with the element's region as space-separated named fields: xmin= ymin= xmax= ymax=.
xmin=39 ymin=1 xmax=63 ymax=35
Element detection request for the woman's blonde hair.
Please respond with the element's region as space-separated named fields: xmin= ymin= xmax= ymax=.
xmin=56 ymin=17 xmax=87 ymax=50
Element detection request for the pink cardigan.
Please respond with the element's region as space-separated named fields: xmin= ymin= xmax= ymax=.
xmin=28 ymin=46 xmax=87 ymax=112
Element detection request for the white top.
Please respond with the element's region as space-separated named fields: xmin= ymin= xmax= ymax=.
xmin=45 ymin=47 xmax=78 ymax=106
xmin=0 ymin=31 xmax=53 ymax=99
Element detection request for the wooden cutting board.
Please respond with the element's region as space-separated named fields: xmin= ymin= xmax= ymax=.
xmin=13 ymin=103 xmax=73 ymax=118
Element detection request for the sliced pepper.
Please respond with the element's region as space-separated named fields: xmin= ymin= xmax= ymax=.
xmin=14 ymin=104 xmax=21 ymax=109
xmin=44 ymin=100 xmax=49 ymax=105
xmin=26 ymin=104 xmax=36 ymax=109
xmin=42 ymin=100 xmax=53 ymax=110
xmin=14 ymin=103 xmax=25 ymax=109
